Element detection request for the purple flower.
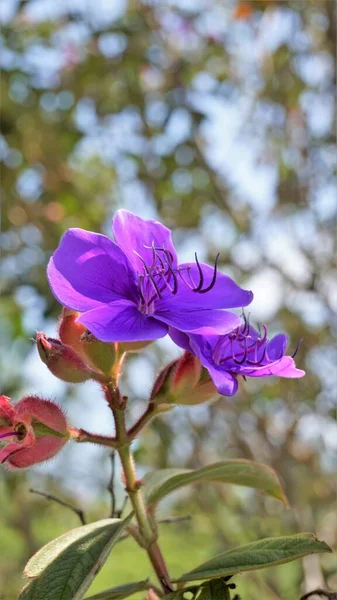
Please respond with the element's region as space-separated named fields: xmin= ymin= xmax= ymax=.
xmin=170 ymin=318 xmax=305 ymax=396
xmin=47 ymin=210 xmax=253 ymax=343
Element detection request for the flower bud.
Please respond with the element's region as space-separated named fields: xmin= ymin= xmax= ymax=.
xmin=180 ymin=376 xmax=218 ymax=406
xmin=150 ymin=360 xmax=178 ymax=404
xmin=151 ymin=352 xmax=218 ymax=406
xmin=59 ymin=309 xmax=118 ymax=375
xmin=36 ymin=331 xmax=104 ymax=383
xmin=171 ymin=351 xmax=202 ymax=396
xmin=58 ymin=308 xmax=86 ymax=356
xmin=78 ymin=331 xmax=117 ymax=375
xmin=120 ymin=340 xmax=154 ymax=353
xmin=0 ymin=394 xmax=69 ymax=469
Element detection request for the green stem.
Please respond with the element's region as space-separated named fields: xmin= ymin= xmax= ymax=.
xmin=112 ymin=404 xmax=173 ymax=594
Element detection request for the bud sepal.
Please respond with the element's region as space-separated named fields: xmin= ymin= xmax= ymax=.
xmin=0 ymin=394 xmax=70 ymax=469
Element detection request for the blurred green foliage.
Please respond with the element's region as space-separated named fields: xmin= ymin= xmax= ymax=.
xmin=0 ymin=0 xmax=336 ymax=598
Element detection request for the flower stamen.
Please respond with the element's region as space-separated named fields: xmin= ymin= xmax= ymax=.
xmin=0 ymin=431 xmax=21 ymax=440
xmin=292 ymin=338 xmax=303 ymax=358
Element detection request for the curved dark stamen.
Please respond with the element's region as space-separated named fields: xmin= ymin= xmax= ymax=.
xmin=134 ymin=251 xmax=163 ymax=299
xmin=177 ymin=265 xmax=196 ymax=290
xmin=137 ymin=275 xmax=146 ymax=304
xmin=155 ymin=251 xmax=166 ymax=270
xmin=164 ymin=248 xmax=174 ymax=265
xmin=198 ymin=253 xmax=220 ymax=294
xmin=246 ymin=347 xmax=267 ymax=366
xmin=147 ymin=271 xmax=162 ymax=298
xmin=232 ymin=338 xmax=248 ymax=365
xmin=0 ymin=431 xmax=20 ymax=440
xmin=149 ymin=242 xmax=158 ymax=270
xmin=193 ymin=252 xmax=204 ymax=292
xmin=241 ymin=311 xmax=248 ymax=334
xmin=292 ymin=338 xmax=303 ymax=358
xmin=241 ymin=311 xmax=251 ymax=336
xmin=143 ymin=244 xmax=175 ymax=265
xmin=163 ymin=261 xmax=178 ymax=294
xmin=257 ymin=324 xmax=268 ymax=346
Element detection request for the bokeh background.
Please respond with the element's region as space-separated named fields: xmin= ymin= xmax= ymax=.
xmin=1 ymin=1 xmax=336 ymax=599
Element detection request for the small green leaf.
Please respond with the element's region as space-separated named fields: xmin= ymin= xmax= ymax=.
xmin=84 ymin=580 xmax=150 ymax=600
xmin=198 ymin=579 xmax=231 ymax=600
xmin=175 ymin=534 xmax=332 ymax=582
xmin=144 ymin=460 xmax=287 ymax=506
xmin=19 ymin=514 xmax=133 ymax=600
xmin=162 ymin=587 xmax=199 ymax=600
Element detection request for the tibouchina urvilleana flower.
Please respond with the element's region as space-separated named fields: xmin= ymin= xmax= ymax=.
xmin=47 ymin=210 xmax=253 ymax=342
xmin=170 ymin=318 xmax=305 ymax=396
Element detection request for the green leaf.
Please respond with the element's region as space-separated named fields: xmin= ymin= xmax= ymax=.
xmin=144 ymin=460 xmax=287 ymax=506
xmin=197 ymin=579 xmax=231 ymax=600
xmin=84 ymin=580 xmax=150 ymax=600
xmin=175 ymin=534 xmax=332 ymax=582
xmin=162 ymin=587 xmax=200 ymax=600
xmin=19 ymin=515 xmax=133 ymax=600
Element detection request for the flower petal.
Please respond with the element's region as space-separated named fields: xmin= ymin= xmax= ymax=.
xmin=206 ymin=366 xmax=238 ymax=397
xmin=112 ymin=209 xmax=178 ymax=272
xmin=168 ymin=328 xmax=192 ymax=352
xmin=157 ymin=308 xmax=240 ymax=335
xmin=77 ymin=301 xmax=168 ymax=342
xmin=0 ymin=395 xmax=15 ymax=422
xmin=47 ymin=228 xmax=138 ymax=312
xmin=176 ymin=262 xmax=253 ymax=309
xmin=0 ymin=443 xmax=21 ymax=464
xmin=241 ymin=357 xmax=305 ymax=378
xmin=16 ymin=398 xmax=67 ymax=434
xmin=4 ymin=437 xmax=67 ymax=469
xmin=266 ymin=334 xmax=288 ymax=361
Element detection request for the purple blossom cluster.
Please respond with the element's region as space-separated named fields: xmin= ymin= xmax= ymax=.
xmin=48 ymin=210 xmax=304 ymax=397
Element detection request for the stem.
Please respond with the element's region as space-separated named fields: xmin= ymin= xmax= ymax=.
xmin=29 ymin=488 xmax=86 ymax=525
xmin=127 ymin=401 xmax=158 ymax=440
xmin=69 ymin=427 xmax=118 ymax=449
xmin=112 ymin=403 xmax=173 ymax=594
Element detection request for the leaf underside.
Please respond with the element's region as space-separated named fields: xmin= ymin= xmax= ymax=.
xmin=19 ymin=515 xmax=133 ymax=600
xmin=84 ymin=580 xmax=150 ymax=600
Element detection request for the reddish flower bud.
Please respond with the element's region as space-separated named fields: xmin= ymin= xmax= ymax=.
xmin=59 ymin=309 xmax=118 ymax=375
xmin=0 ymin=394 xmax=69 ymax=469
xmin=151 ymin=352 xmax=218 ymax=406
xmin=120 ymin=340 xmax=154 ymax=353
xmin=58 ymin=308 xmax=86 ymax=357
xmin=171 ymin=351 xmax=202 ymax=396
xmin=36 ymin=332 xmax=108 ymax=384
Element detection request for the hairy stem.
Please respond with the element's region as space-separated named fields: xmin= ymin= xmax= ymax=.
xmin=69 ymin=427 xmax=118 ymax=448
xmin=127 ymin=401 xmax=158 ymax=440
xmin=111 ymin=399 xmax=173 ymax=593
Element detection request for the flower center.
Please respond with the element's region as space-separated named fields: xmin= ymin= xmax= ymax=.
xmin=14 ymin=422 xmax=28 ymax=442
xmin=135 ymin=243 xmax=220 ymax=315
xmin=214 ymin=319 xmax=270 ymax=368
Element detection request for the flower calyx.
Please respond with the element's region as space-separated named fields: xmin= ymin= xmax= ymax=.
xmin=0 ymin=394 xmax=70 ymax=469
